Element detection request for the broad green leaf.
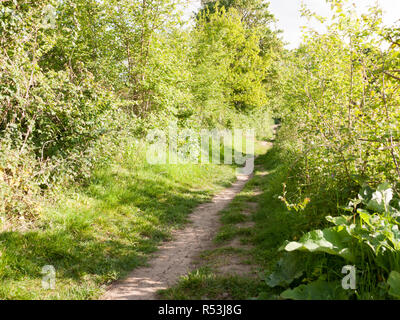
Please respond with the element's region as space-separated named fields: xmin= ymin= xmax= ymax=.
xmin=266 ymin=252 xmax=305 ymax=288
xmin=282 ymin=226 xmax=355 ymax=262
xmin=358 ymin=210 xmax=374 ymax=228
xmin=326 ymin=215 xmax=352 ymax=226
xmin=388 ymin=271 xmax=400 ymax=299
xmin=366 ymin=183 xmax=393 ymax=214
xmin=358 ymin=184 xmax=373 ymax=204
xmin=281 ymin=280 xmax=348 ymax=300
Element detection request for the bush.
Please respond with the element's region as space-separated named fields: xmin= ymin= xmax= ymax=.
xmin=0 ymin=138 xmax=41 ymax=220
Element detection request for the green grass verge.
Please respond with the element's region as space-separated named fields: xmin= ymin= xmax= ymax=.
xmin=0 ymin=132 xmax=272 ymax=300
xmin=158 ymin=267 xmax=270 ymax=300
xmin=0 ymin=139 xmax=240 ymax=300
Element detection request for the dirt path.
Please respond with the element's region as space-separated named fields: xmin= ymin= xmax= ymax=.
xmin=102 ymin=173 xmax=254 ymax=300
xmin=190 ymin=187 xmax=263 ymax=282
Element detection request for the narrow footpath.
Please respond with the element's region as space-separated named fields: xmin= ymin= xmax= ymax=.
xmin=102 ymin=173 xmax=254 ymax=300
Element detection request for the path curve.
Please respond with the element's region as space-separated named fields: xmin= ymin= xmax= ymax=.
xmin=102 ymin=173 xmax=253 ymax=300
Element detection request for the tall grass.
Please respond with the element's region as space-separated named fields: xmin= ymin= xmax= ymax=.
xmin=0 ymin=136 xmax=239 ymax=300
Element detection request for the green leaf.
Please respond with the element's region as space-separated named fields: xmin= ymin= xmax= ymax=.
xmin=366 ymin=183 xmax=393 ymax=213
xmin=282 ymin=226 xmax=355 ymax=262
xmin=266 ymin=252 xmax=305 ymax=288
xmin=326 ymin=215 xmax=352 ymax=226
xmin=358 ymin=184 xmax=374 ymax=204
xmin=388 ymin=271 xmax=400 ymax=299
xmin=281 ymin=280 xmax=348 ymax=300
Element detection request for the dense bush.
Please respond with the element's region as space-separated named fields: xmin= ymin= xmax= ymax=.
xmin=0 ymin=0 xmax=280 ymax=220
xmin=268 ymin=0 xmax=400 ymax=299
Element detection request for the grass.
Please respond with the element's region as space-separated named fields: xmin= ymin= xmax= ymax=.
xmin=0 ymin=133 xmax=271 ymax=300
xmin=158 ymin=267 xmax=270 ymax=300
xmin=159 ymin=137 xmax=311 ymax=300
xmin=0 ymin=139 xmax=239 ymax=300
xmin=156 ymin=126 xmax=396 ymax=301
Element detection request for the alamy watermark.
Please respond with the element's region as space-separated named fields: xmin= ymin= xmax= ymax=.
xmin=42 ymin=4 xmax=57 ymax=29
xmin=341 ymin=265 xmax=356 ymax=290
xmin=146 ymin=123 xmax=255 ymax=175
xmin=41 ymin=265 xmax=56 ymax=290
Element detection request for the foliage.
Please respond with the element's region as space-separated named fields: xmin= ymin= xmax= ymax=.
xmin=0 ymin=139 xmax=41 ymax=219
xmin=191 ymin=5 xmax=272 ymax=126
xmin=265 ymin=252 xmax=305 ymax=288
xmin=270 ymin=182 xmax=400 ymax=299
xmin=0 ymin=137 xmax=238 ymax=299
xmin=388 ymin=271 xmax=400 ymax=299
xmin=267 ymin=0 xmax=400 ymax=299
xmin=277 ymin=0 xmax=400 ymax=206
xmin=280 ymin=280 xmax=348 ymax=300
xmin=0 ymin=0 xmax=280 ymax=220
xmin=0 ymin=0 xmax=283 ymax=299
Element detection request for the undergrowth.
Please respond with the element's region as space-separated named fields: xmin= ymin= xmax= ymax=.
xmin=0 ymin=137 xmax=240 ymax=300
